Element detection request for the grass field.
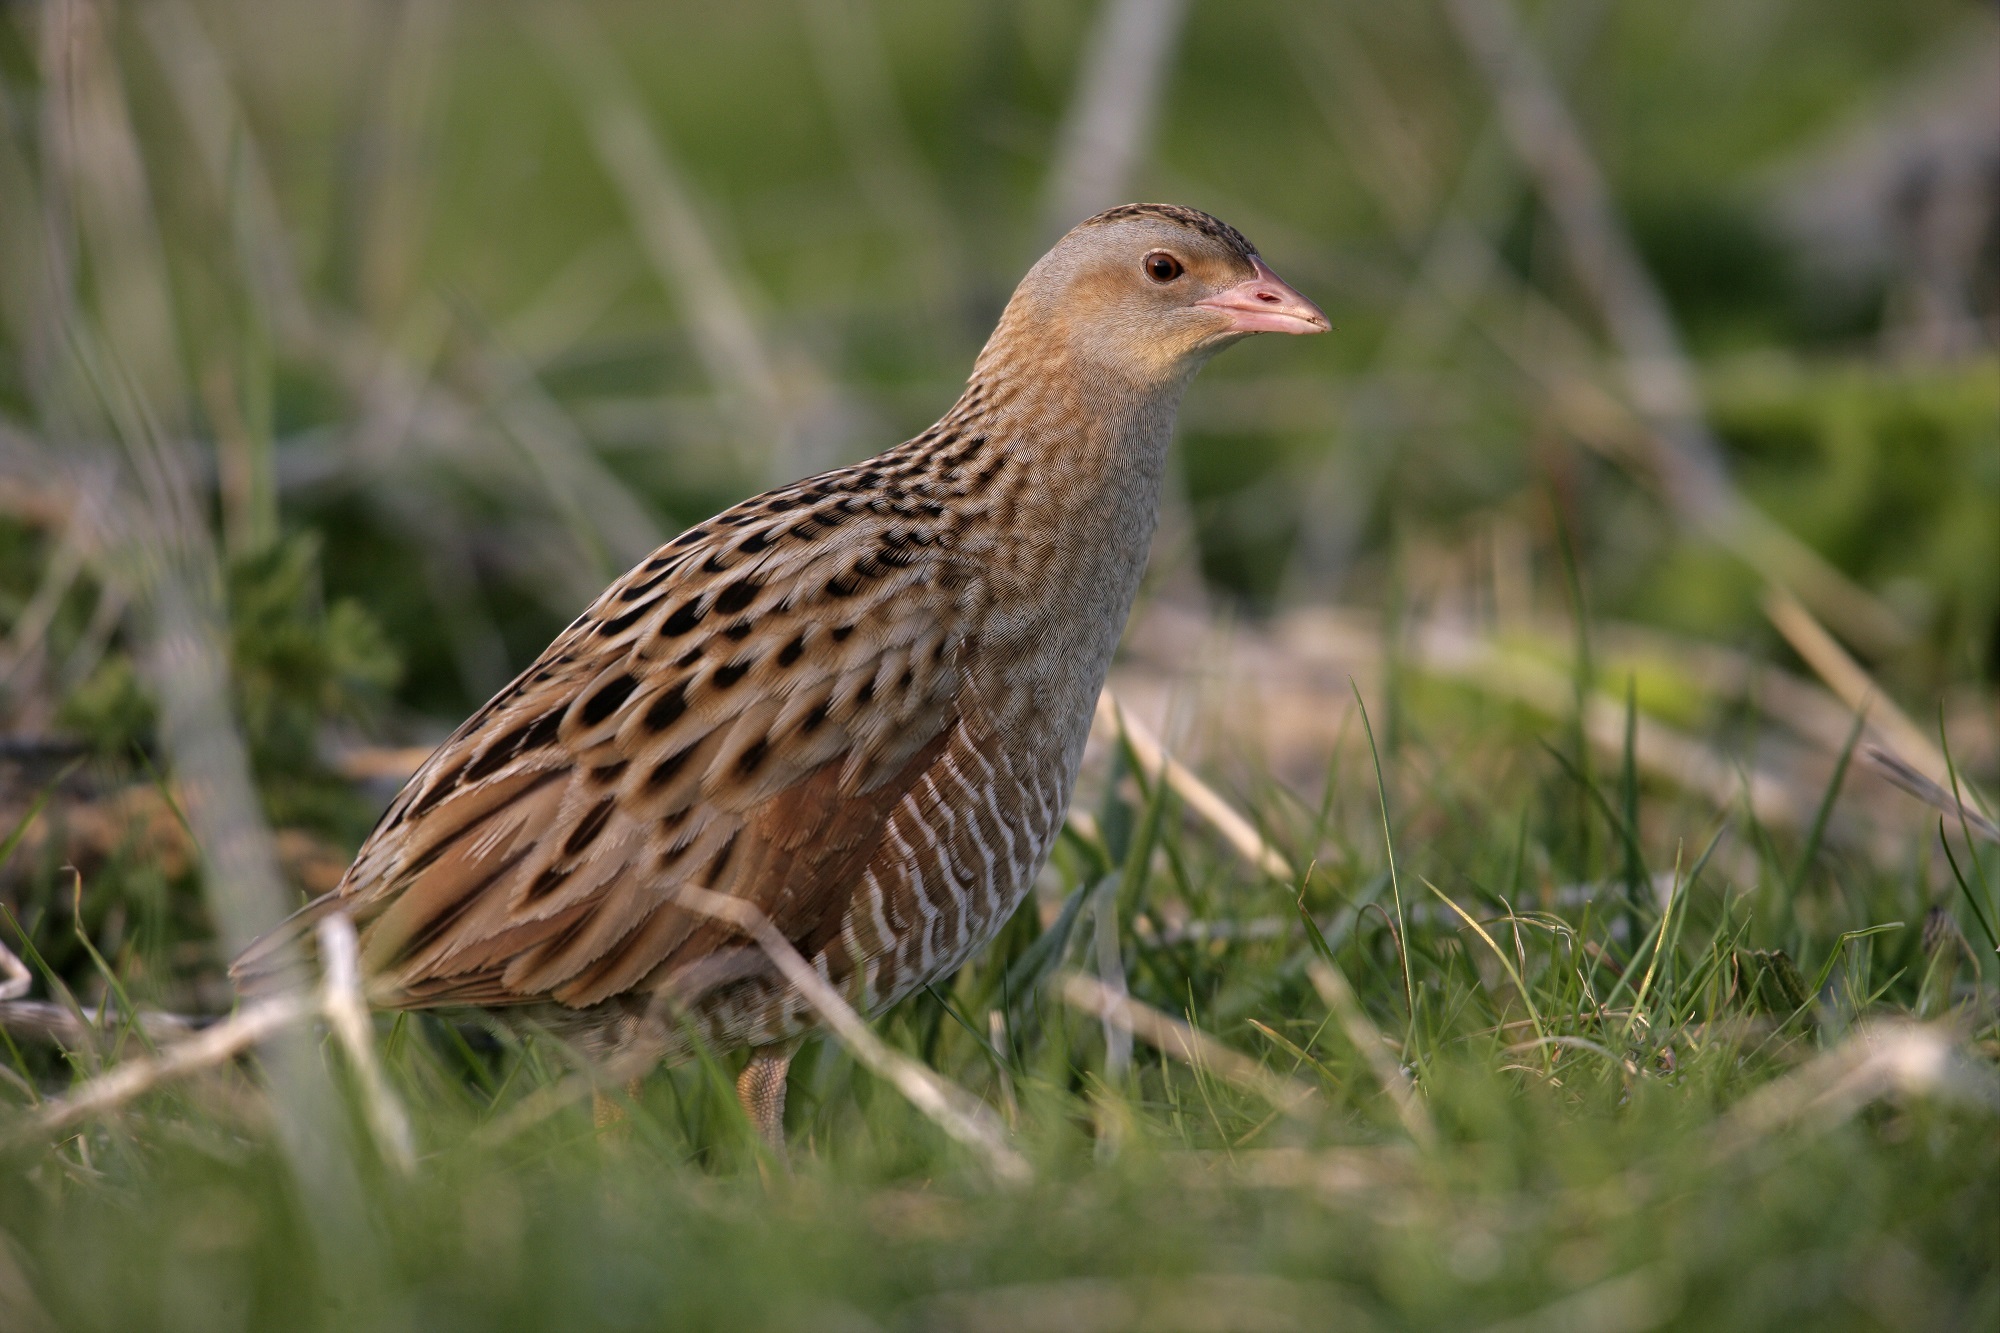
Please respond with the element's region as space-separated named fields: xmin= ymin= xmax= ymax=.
xmin=5 ymin=675 xmax=1997 ymax=1331
xmin=1 ymin=2 xmax=1996 ymax=1329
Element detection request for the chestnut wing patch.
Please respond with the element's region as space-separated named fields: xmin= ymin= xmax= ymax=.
xmin=237 ymin=486 xmax=976 ymax=1014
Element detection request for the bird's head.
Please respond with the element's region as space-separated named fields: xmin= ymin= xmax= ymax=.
xmin=987 ymin=203 xmax=1328 ymax=389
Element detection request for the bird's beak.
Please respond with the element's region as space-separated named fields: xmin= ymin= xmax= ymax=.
xmin=1195 ymin=256 xmax=1329 ymax=335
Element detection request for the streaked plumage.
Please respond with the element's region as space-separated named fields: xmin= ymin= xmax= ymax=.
xmin=234 ymin=203 xmax=1327 ymax=1144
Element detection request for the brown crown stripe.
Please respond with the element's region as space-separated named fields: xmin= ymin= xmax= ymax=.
xmin=1077 ymin=203 xmax=1256 ymax=259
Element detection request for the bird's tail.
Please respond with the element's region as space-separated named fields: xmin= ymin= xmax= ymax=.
xmin=229 ymin=891 xmax=349 ymax=996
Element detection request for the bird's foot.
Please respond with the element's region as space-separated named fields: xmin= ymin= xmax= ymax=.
xmin=736 ymin=1043 xmax=797 ymax=1169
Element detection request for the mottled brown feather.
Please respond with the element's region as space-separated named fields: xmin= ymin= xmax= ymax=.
xmin=238 ymin=464 xmax=980 ymax=1016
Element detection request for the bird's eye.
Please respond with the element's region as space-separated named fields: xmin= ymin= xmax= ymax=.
xmin=1144 ymin=251 xmax=1184 ymax=283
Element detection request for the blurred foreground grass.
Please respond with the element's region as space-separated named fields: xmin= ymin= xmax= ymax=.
xmin=0 ymin=1 xmax=1996 ymax=1329
xmin=4 ymin=694 xmax=1997 ymax=1330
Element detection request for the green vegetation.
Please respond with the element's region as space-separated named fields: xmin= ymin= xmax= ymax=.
xmin=0 ymin=1 xmax=1994 ymax=1329
xmin=5 ymin=689 xmax=1996 ymax=1331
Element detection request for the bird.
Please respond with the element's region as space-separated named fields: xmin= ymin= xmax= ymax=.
xmin=233 ymin=203 xmax=1327 ymax=1150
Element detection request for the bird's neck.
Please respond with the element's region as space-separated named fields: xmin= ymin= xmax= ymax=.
xmin=898 ymin=334 xmax=1194 ymax=729
xmin=945 ymin=347 xmax=1186 ymax=563
xmin=958 ymin=314 xmax=1195 ymax=518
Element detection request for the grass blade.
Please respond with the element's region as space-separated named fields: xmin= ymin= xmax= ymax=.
xmin=1350 ymin=680 xmax=1415 ymax=1044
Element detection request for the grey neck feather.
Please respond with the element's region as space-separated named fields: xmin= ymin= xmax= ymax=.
xmin=948 ymin=349 xmax=1194 ymax=756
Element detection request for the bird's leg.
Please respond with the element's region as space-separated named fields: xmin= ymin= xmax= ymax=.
xmin=735 ymin=1043 xmax=797 ymax=1158
xmin=592 ymin=1076 xmax=645 ymax=1133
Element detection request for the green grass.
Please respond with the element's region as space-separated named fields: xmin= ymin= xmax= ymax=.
xmin=4 ymin=687 xmax=1996 ymax=1331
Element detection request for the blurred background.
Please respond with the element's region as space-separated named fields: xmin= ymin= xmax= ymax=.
xmin=0 ymin=0 xmax=1994 ymax=1003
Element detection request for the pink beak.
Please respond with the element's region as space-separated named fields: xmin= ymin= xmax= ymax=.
xmin=1195 ymin=256 xmax=1329 ymax=335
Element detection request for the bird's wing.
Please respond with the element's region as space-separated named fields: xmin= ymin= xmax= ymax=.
xmin=234 ymin=478 xmax=982 ymax=1010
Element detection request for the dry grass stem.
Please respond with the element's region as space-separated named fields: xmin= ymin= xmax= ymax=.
xmin=1096 ymin=690 xmax=1295 ymax=881
xmin=0 ymin=522 xmax=85 ymax=688
xmin=1396 ymin=618 xmax=1805 ymax=831
xmin=1063 ymin=808 xmax=1104 ymax=850
xmin=316 ymin=915 xmax=417 ymax=1175
xmin=1088 ymin=886 xmax=1133 ymax=1080
xmin=671 ymin=886 xmax=1030 ymax=1184
xmin=1862 ymin=745 xmax=2000 ymax=845
xmin=797 ymin=0 xmax=959 ymax=309
xmin=1733 ymin=509 xmax=1913 ymax=660
xmin=11 ymin=924 xmax=410 ymax=1171
xmin=1445 ymin=0 xmax=1728 ymax=519
xmin=530 ymin=6 xmax=823 ymax=481
xmin=907 ymin=1273 xmax=1345 ymax=1333
xmin=137 ymin=0 xmax=313 ymax=342
xmin=0 ymin=999 xmax=196 ymax=1046
xmin=23 ymin=0 xmax=372 ymax=1218
xmin=1446 ymin=0 xmax=1909 ymax=659
xmin=1473 ymin=1267 xmax=1674 ymax=1333
xmin=1712 ymin=1022 xmax=2000 ymax=1159
xmin=1420 ymin=878 xmax=1547 ymax=1049
xmin=0 ymin=941 xmax=28 ymax=1003
xmin=1307 ymin=960 xmax=1436 ymax=1149
xmin=21 ymin=992 xmax=311 ymax=1141
xmin=1039 ymin=0 xmax=1192 ymax=238
xmin=1762 ymin=588 xmax=1954 ymax=785
xmin=1587 ymin=618 xmax=1894 ymax=757
xmin=1058 ymin=971 xmax=1316 ymax=1116
xmin=1190 ymin=1144 xmax=1417 ymax=1198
